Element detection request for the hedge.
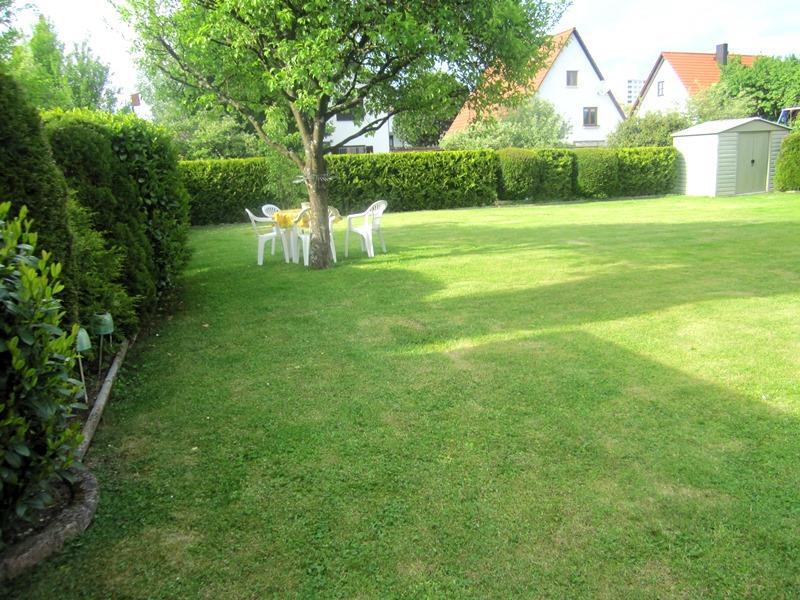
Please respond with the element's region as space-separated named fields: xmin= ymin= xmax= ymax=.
xmin=180 ymin=146 xmax=682 ymax=223
xmin=44 ymin=110 xmax=157 ymax=322
xmin=775 ymin=131 xmax=800 ymax=191
xmin=617 ymin=147 xmax=679 ymax=196
xmin=327 ymin=150 xmax=499 ymax=213
xmin=181 ymin=154 xmax=303 ymax=225
xmin=497 ymin=148 xmax=574 ymax=202
xmin=0 ymin=73 xmax=71 ymax=271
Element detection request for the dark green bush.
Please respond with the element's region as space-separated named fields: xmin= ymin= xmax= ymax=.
xmin=327 ymin=150 xmax=499 ymax=213
xmin=66 ymin=199 xmax=137 ymax=334
xmin=607 ymin=112 xmax=691 ymax=147
xmin=617 ymin=147 xmax=679 ymax=196
xmin=775 ymin=131 xmax=800 ymax=191
xmin=497 ymin=148 xmax=575 ymax=202
xmin=44 ymin=110 xmax=156 ymax=317
xmin=0 ymin=73 xmax=71 ymax=272
xmin=573 ymin=148 xmax=620 ymax=198
xmin=180 ymin=154 xmax=303 ymax=225
xmin=0 ymin=203 xmax=82 ymax=545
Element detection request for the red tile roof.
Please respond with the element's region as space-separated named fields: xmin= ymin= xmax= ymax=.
xmin=445 ymin=28 xmax=576 ymax=136
xmin=662 ymin=51 xmax=758 ymax=94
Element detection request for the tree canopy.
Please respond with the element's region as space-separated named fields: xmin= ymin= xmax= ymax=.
xmin=440 ymin=96 xmax=571 ymax=150
xmin=391 ymin=73 xmax=468 ymax=147
xmin=7 ymin=15 xmax=118 ymax=111
xmin=719 ymin=55 xmax=800 ymax=120
xmin=607 ymin=111 xmax=691 ymax=148
xmin=122 ymin=0 xmax=566 ymax=267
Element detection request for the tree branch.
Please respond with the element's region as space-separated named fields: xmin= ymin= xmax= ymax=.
xmin=328 ymin=110 xmax=400 ymax=152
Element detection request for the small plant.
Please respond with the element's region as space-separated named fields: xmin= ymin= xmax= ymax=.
xmin=0 ymin=203 xmax=82 ymax=546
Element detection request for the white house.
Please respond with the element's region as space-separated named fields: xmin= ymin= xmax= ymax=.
xmin=446 ymin=28 xmax=625 ymax=146
xmin=633 ymin=44 xmax=757 ymax=116
xmin=672 ymin=117 xmax=789 ymax=196
xmin=325 ymin=112 xmax=398 ymax=154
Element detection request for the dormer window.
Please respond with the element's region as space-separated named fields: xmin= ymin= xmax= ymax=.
xmin=566 ymin=70 xmax=578 ymax=87
xmin=657 ymin=81 xmax=664 ymax=96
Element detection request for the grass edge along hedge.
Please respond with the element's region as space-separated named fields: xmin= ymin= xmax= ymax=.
xmin=181 ymin=146 xmax=680 ymax=225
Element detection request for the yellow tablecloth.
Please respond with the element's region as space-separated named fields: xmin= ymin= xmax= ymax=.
xmin=273 ymin=207 xmax=342 ymax=229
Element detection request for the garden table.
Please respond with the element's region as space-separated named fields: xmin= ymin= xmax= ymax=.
xmin=273 ymin=207 xmax=342 ymax=263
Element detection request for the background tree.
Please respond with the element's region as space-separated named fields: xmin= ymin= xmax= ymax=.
xmin=121 ymin=0 xmax=566 ymax=268
xmin=0 ymin=0 xmax=20 ymax=61
xmin=440 ymin=96 xmax=571 ymax=150
xmin=392 ymin=73 xmax=468 ymax=147
xmin=685 ymin=83 xmax=756 ymax=123
xmin=607 ymin=111 xmax=691 ymax=147
xmin=7 ymin=15 xmax=118 ymax=110
xmin=719 ymin=55 xmax=800 ymax=120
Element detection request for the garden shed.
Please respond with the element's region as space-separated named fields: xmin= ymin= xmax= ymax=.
xmin=672 ymin=117 xmax=790 ymax=196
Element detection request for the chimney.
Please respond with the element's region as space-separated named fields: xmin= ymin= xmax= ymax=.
xmin=715 ymin=43 xmax=728 ymax=66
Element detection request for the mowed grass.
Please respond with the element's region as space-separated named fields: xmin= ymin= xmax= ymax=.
xmin=6 ymin=194 xmax=800 ymax=598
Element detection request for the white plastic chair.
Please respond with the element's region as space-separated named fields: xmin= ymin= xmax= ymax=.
xmin=328 ymin=207 xmax=338 ymax=263
xmin=291 ymin=207 xmax=311 ymax=267
xmin=261 ymin=204 xmax=280 ymax=219
xmin=245 ymin=208 xmax=281 ymax=266
xmin=344 ymin=200 xmax=387 ymax=258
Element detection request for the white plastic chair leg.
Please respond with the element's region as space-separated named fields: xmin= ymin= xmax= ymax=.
xmin=257 ymin=236 xmax=267 ymax=266
xmin=292 ymin=228 xmax=301 ymax=264
xmin=302 ymin=236 xmax=310 ymax=267
xmin=366 ymin=231 xmax=375 ymax=257
xmin=280 ymin=230 xmax=291 ymax=263
xmin=330 ymin=234 xmax=337 ymax=263
xmin=270 ymin=236 xmax=276 ymax=255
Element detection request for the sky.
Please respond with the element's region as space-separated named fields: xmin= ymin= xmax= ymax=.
xmin=15 ymin=0 xmax=800 ymax=113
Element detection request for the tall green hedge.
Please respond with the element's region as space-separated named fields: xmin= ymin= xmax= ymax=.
xmin=617 ymin=147 xmax=679 ymax=196
xmin=44 ymin=110 xmax=157 ymax=320
xmin=497 ymin=148 xmax=575 ymax=202
xmin=0 ymin=73 xmax=71 ymax=270
xmin=573 ymin=148 xmax=620 ymax=199
xmin=181 ymin=154 xmax=303 ymax=225
xmin=775 ymin=131 xmax=800 ymax=191
xmin=327 ymin=150 xmax=499 ymax=213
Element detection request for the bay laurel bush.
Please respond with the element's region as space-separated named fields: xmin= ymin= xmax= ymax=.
xmin=0 ymin=203 xmax=82 ymax=545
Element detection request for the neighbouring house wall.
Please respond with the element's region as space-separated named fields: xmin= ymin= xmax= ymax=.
xmin=538 ymin=35 xmax=623 ymax=145
xmin=325 ymin=113 xmax=394 ymax=153
xmin=638 ymin=60 xmax=690 ymax=116
xmin=674 ymin=134 xmax=719 ymax=196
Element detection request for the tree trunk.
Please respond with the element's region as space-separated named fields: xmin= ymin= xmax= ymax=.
xmin=303 ymin=142 xmax=333 ymax=269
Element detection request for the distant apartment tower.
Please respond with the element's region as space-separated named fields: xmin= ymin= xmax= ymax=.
xmin=627 ymin=79 xmax=645 ymax=104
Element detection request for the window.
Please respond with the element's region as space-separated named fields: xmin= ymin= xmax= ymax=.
xmin=657 ymin=81 xmax=664 ymax=96
xmin=566 ymin=70 xmax=578 ymax=87
xmin=583 ymin=107 xmax=598 ymax=127
xmin=334 ymin=145 xmax=373 ymax=155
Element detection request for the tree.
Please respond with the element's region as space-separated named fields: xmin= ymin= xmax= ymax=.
xmin=121 ymin=0 xmax=565 ymax=268
xmin=607 ymin=111 xmax=691 ymax=147
xmin=0 ymin=0 xmax=20 ymax=61
xmin=719 ymin=55 xmax=800 ymax=120
xmin=686 ymin=83 xmax=756 ymax=123
xmin=439 ymin=96 xmax=570 ymax=150
xmin=7 ymin=15 xmax=118 ymax=111
xmin=392 ymin=73 xmax=468 ymax=147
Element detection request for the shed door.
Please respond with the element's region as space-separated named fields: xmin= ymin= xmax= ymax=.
xmin=735 ymin=132 xmax=769 ymax=194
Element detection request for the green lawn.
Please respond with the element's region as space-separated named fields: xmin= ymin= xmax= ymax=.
xmin=6 ymin=194 xmax=800 ymax=598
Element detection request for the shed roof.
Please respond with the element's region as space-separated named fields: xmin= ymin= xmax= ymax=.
xmin=672 ymin=117 xmax=789 ymax=137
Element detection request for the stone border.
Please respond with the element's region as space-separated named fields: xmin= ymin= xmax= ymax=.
xmin=0 ymin=469 xmax=99 ymax=581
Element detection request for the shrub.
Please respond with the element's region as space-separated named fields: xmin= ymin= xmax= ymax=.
xmin=573 ymin=148 xmax=620 ymax=198
xmin=617 ymin=147 xmax=679 ymax=196
xmin=327 ymin=150 xmax=499 ymax=213
xmin=66 ymin=199 xmax=138 ymax=334
xmin=775 ymin=131 xmax=800 ymax=191
xmin=607 ymin=112 xmax=691 ymax=148
xmin=440 ymin=97 xmax=571 ymax=150
xmin=0 ymin=73 xmax=71 ymax=271
xmin=0 ymin=203 xmax=82 ymax=544
xmin=497 ymin=148 xmax=575 ymax=202
xmin=44 ymin=110 xmax=156 ymax=316
xmin=180 ymin=154 xmax=303 ymax=225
